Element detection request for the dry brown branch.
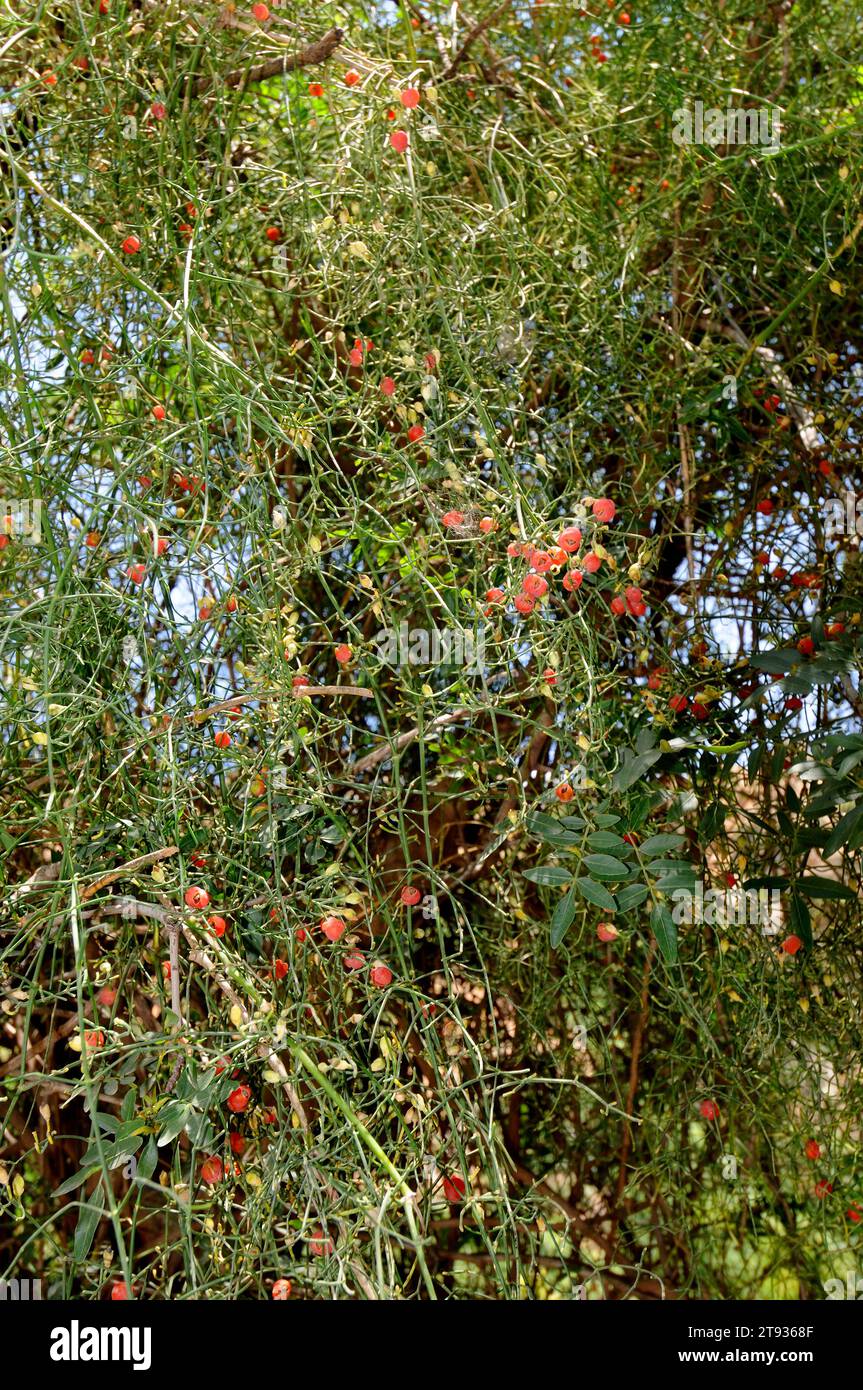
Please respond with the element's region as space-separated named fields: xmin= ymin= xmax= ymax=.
xmin=440 ymin=2 xmax=513 ymax=81
xmin=192 ymin=26 xmax=344 ymax=97
xmin=96 ymin=897 xmax=309 ymax=1130
xmin=189 ymin=685 xmax=372 ymax=723
xmin=80 ymin=846 xmax=179 ymax=902
xmin=352 ymin=707 xmax=473 ymax=774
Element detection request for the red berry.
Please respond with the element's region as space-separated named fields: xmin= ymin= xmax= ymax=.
xmin=610 ymin=596 xmax=626 ymax=616
xmin=543 ymin=667 xmax=557 ymax=685
xmin=110 ymin=1280 xmax=131 ymax=1301
xmin=582 ymin=552 xmax=601 ymax=574
xmin=805 ymin=1139 xmax=821 ymax=1160
xmin=669 ymin=694 xmax=688 ymax=713
xmin=151 ymin=404 xmax=166 ymax=421
xmin=309 ymin=1229 xmax=334 ymax=1257
xmin=274 ymin=960 xmax=289 ymax=981
xmin=229 ymin=1133 xmax=246 ymax=1156
xmin=371 ymin=963 xmax=393 ymax=988
xmin=320 ymin=915 xmax=346 ymax=942
xmin=442 ymin=1174 xmax=466 ymax=1203
xmin=265 ymin=226 xmax=281 ymax=242
xmin=528 ymin=549 xmax=553 ymax=574
xmin=227 ymin=1084 xmax=251 ymax=1114
xmin=514 ymin=594 xmax=534 ymax=615
xmin=96 ymin=986 xmax=116 ymax=1007
xmin=815 ymin=1179 xmax=833 ymax=1197
xmin=214 ymin=731 xmax=231 ymax=749
xmin=592 ymin=498 xmax=616 ymax=523
xmin=400 ymin=88 xmax=420 ymax=108
xmin=781 ymin=935 xmax=803 ymax=955
xmin=184 ymin=886 xmax=210 ymax=910
xmin=596 ymin=922 xmax=618 ymax=942
xmin=344 ymin=952 xmax=365 ymax=971
xmin=557 ymin=526 xmax=582 ymax=554
xmin=756 ymin=499 xmax=774 ymax=516
xmin=555 ymin=783 xmax=574 ymax=803
xmin=272 ymin=1278 xmax=292 ymax=1300
xmin=401 ymin=886 xmax=422 ymax=905
xmin=407 ymin=423 xmax=424 ymax=443
xmin=699 ymin=1100 xmax=719 ymax=1121
xmin=441 ymin=510 xmax=464 ymax=527
xmin=478 ymin=516 xmax=497 ymax=534
xmin=344 ymin=71 xmax=360 ymax=87
xmin=201 ymin=1157 xmax=223 ymax=1185
xmin=126 ymin=563 xmax=146 ymax=584
xmin=826 ymin=622 xmax=845 ymax=638
xmin=121 ymin=234 xmax=141 ymax=255
xmin=562 ymin=569 xmax=583 ymax=592
xmin=380 ymin=376 xmax=396 ymax=395
xmin=151 ymin=101 xmax=167 ymax=120
xmin=84 ymin=1030 xmax=105 ymax=1048
xmin=334 ymin=643 xmax=352 ymax=664
xmin=522 ymin=573 xmax=548 ymax=600
xmin=797 ymin=636 xmax=815 ymax=656
xmin=207 ymin=914 xmax=227 ymax=938
xmin=485 ymin=586 xmax=505 ymax=605
xmin=390 ymin=130 xmax=409 ymax=153
xmin=251 ymin=4 xmax=270 ymax=21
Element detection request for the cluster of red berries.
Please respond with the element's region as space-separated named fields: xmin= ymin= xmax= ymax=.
xmin=668 ymin=693 xmax=710 ymax=720
xmin=315 ymin=915 xmax=393 ymax=986
xmin=349 ymin=337 xmax=373 ymax=367
xmin=805 ymin=1139 xmax=860 ymax=1216
xmin=439 ymin=497 xmax=626 ymax=619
